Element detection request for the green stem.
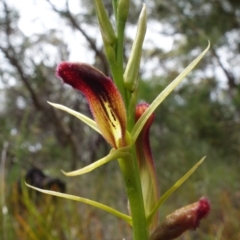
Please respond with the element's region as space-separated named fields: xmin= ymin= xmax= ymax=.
xmin=102 ymin=1 xmax=148 ymax=239
xmin=114 ymin=18 xmax=129 ymax=105
xmin=118 ymin=151 xmax=149 ymax=240
xmin=102 ymin=29 xmax=128 ymax=106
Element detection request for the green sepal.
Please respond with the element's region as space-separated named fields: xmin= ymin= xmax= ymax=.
xmin=48 ymin=102 xmax=100 ymax=134
xmin=124 ymin=4 xmax=147 ymax=92
xmin=62 ymin=146 xmax=131 ymax=176
xmin=131 ymin=42 xmax=210 ymax=143
xmin=147 ymin=157 xmax=206 ymax=225
xmin=25 ymin=183 xmax=132 ymax=225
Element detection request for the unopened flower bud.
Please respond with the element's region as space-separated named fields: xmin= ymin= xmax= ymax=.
xmin=124 ymin=4 xmax=147 ymax=92
xmin=117 ymin=0 xmax=130 ymax=24
xmin=94 ymin=0 xmax=116 ymax=46
xmin=150 ymin=197 xmax=210 ymax=240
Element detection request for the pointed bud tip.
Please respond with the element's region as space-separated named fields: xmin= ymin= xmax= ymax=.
xmin=135 ymin=103 xmax=155 ymax=122
xmin=55 ymin=62 xmax=108 ymax=91
xmin=149 ymin=197 xmax=210 ymax=240
xmin=195 ymin=197 xmax=210 ymax=228
xmin=56 ymin=62 xmax=79 ymax=87
xmin=56 ymin=61 xmax=69 ymax=78
xmin=135 ymin=103 xmax=149 ymax=118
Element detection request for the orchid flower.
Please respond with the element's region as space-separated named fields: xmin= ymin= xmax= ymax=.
xmin=27 ymin=1 xmax=211 ymax=239
xmin=56 ymin=62 xmax=127 ymax=149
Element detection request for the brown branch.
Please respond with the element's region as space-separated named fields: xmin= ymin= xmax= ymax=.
xmin=0 ymin=46 xmax=44 ymax=110
xmin=1 ymin=1 xmax=43 ymax=110
xmin=211 ymin=47 xmax=237 ymax=89
xmin=46 ymin=0 xmax=109 ymax=74
xmin=0 ymin=0 xmax=105 ymax=169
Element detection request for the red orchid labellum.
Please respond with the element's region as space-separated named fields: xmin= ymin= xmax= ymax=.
xmin=56 ymin=62 xmax=127 ymax=149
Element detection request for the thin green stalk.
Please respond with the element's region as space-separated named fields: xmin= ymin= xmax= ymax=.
xmin=113 ymin=0 xmax=130 ymax=105
xmin=118 ymin=151 xmax=149 ymax=240
xmin=114 ymin=2 xmax=148 ymax=238
xmin=114 ymin=23 xmax=128 ymax=105
xmin=102 ymin=37 xmax=128 ymax=106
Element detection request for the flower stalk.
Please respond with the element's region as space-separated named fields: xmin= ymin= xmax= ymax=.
xmin=118 ymin=153 xmax=149 ymax=239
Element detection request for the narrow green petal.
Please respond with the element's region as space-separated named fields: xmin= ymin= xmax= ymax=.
xmin=25 ymin=183 xmax=132 ymax=225
xmin=62 ymin=147 xmax=131 ymax=176
xmin=48 ymin=102 xmax=100 ymax=134
xmin=131 ymin=42 xmax=210 ymax=142
xmin=147 ymin=157 xmax=205 ymax=225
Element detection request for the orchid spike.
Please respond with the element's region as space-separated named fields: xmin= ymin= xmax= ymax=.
xmin=135 ymin=103 xmax=159 ymax=231
xmin=56 ymin=62 xmax=127 ymax=149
